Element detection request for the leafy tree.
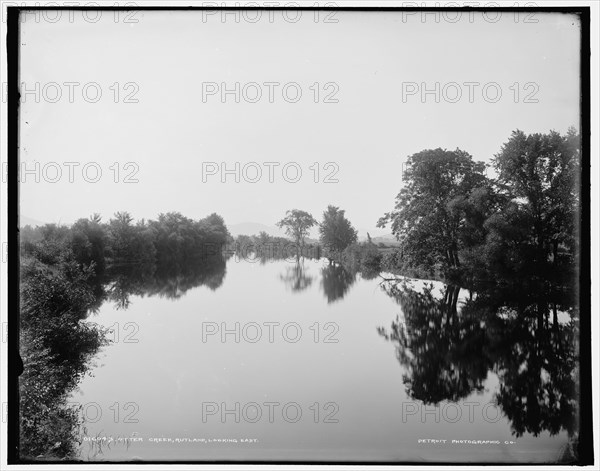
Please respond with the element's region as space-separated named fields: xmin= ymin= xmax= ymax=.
xmin=151 ymin=212 xmax=192 ymax=263
xmin=149 ymin=212 xmax=229 ymax=263
xmin=257 ymin=231 xmax=271 ymax=247
xmin=318 ymin=205 xmax=358 ymax=259
xmin=108 ymin=211 xmax=136 ymax=262
xmin=131 ymin=219 xmax=157 ymax=263
xmin=71 ymin=214 xmax=107 ymax=271
xmin=276 ymin=209 xmax=317 ymax=251
xmin=378 ymin=148 xmax=488 ymax=271
xmin=18 ymin=210 xmax=232 ymax=458
xmin=20 ymin=251 xmax=108 ymax=459
xmin=196 ymin=212 xmax=230 ymax=253
xmin=341 ymin=242 xmax=382 ymax=278
xmin=493 ymin=128 xmax=581 ymax=264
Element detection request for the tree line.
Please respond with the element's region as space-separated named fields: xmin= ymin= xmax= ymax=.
xmin=264 ymin=128 xmax=580 ymax=286
xmin=21 ymin=211 xmax=230 ymax=271
xmin=378 ymin=128 xmax=581 ymax=283
xmin=17 ymin=126 xmax=581 ymax=459
xmin=18 ymin=210 xmax=230 ymax=459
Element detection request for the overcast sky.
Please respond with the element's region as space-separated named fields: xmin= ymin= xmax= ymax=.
xmin=18 ymin=10 xmax=580 ymax=235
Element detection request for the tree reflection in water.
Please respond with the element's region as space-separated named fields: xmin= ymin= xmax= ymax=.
xmin=378 ymin=282 xmax=489 ymax=403
xmin=19 ymin=254 xmax=229 ymax=460
xmin=279 ymin=256 xmax=314 ymax=293
xmin=91 ymin=255 xmax=228 ymax=312
xmin=277 ymin=257 xmax=357 ymax=303
xmin=378 ymin=279 xmax=579 ymax=440
xmin=320 ymin=263 xmax=357 ymax=303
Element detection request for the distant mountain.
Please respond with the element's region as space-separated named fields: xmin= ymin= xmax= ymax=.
xmin=20 ymin=215 xmax=46 ymax=227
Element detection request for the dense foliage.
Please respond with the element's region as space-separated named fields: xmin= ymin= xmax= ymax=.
xmin=318 ymin=205 xmax=358 ymax=259
xmin=22 ymin=211 xmax=230 ymax=270
xmin=276 ymin=209 xmax=317 ymax=249
xmin=17 ymin=127 xmax=582 ymax=460
xmin=19 ymin=241 xmax=109 ymax=459
xmin=19 ymin=211 xmax=230 ymax=459
xmin=378 ymin=129 xmax=580 ymax=282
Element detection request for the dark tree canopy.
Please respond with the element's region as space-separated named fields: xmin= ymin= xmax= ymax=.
xmin=493 ymin=128 xmax=581 ymax=261
xmin=378 ymin=129 xmax=581 ymax=279
xmin=378 ymin=148 xmax=489 ymax=271
xmin=276 ymin=209 xmax=317 ymax=249
xmin=318 ymin=205 xmax=358 ymax=257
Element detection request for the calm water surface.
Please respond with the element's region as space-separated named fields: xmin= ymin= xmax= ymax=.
xmin=72 ymin=257 xmax=573 ymax=462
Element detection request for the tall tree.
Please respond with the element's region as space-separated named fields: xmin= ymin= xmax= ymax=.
xmin=71 ymin=213 xmax=108 ymax=271
xmin=493 ymin=128 xmax=581 ymax=263
xmin=378 ymin=148 xmax=488 ymax=271
xmin=318 ymin=205 xmax=358 ymax=258
xmin=108 ymin=211 xmax=135 ymax=262
xmin=276 ymin=209 xmax=317 ymax=251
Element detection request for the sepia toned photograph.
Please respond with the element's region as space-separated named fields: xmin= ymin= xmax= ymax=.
xmin=2 ymin=3 xmax=595 ymax=467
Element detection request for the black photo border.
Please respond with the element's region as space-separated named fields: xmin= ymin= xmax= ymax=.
xmin=5 ymin=4 xmax=593 ymax=466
